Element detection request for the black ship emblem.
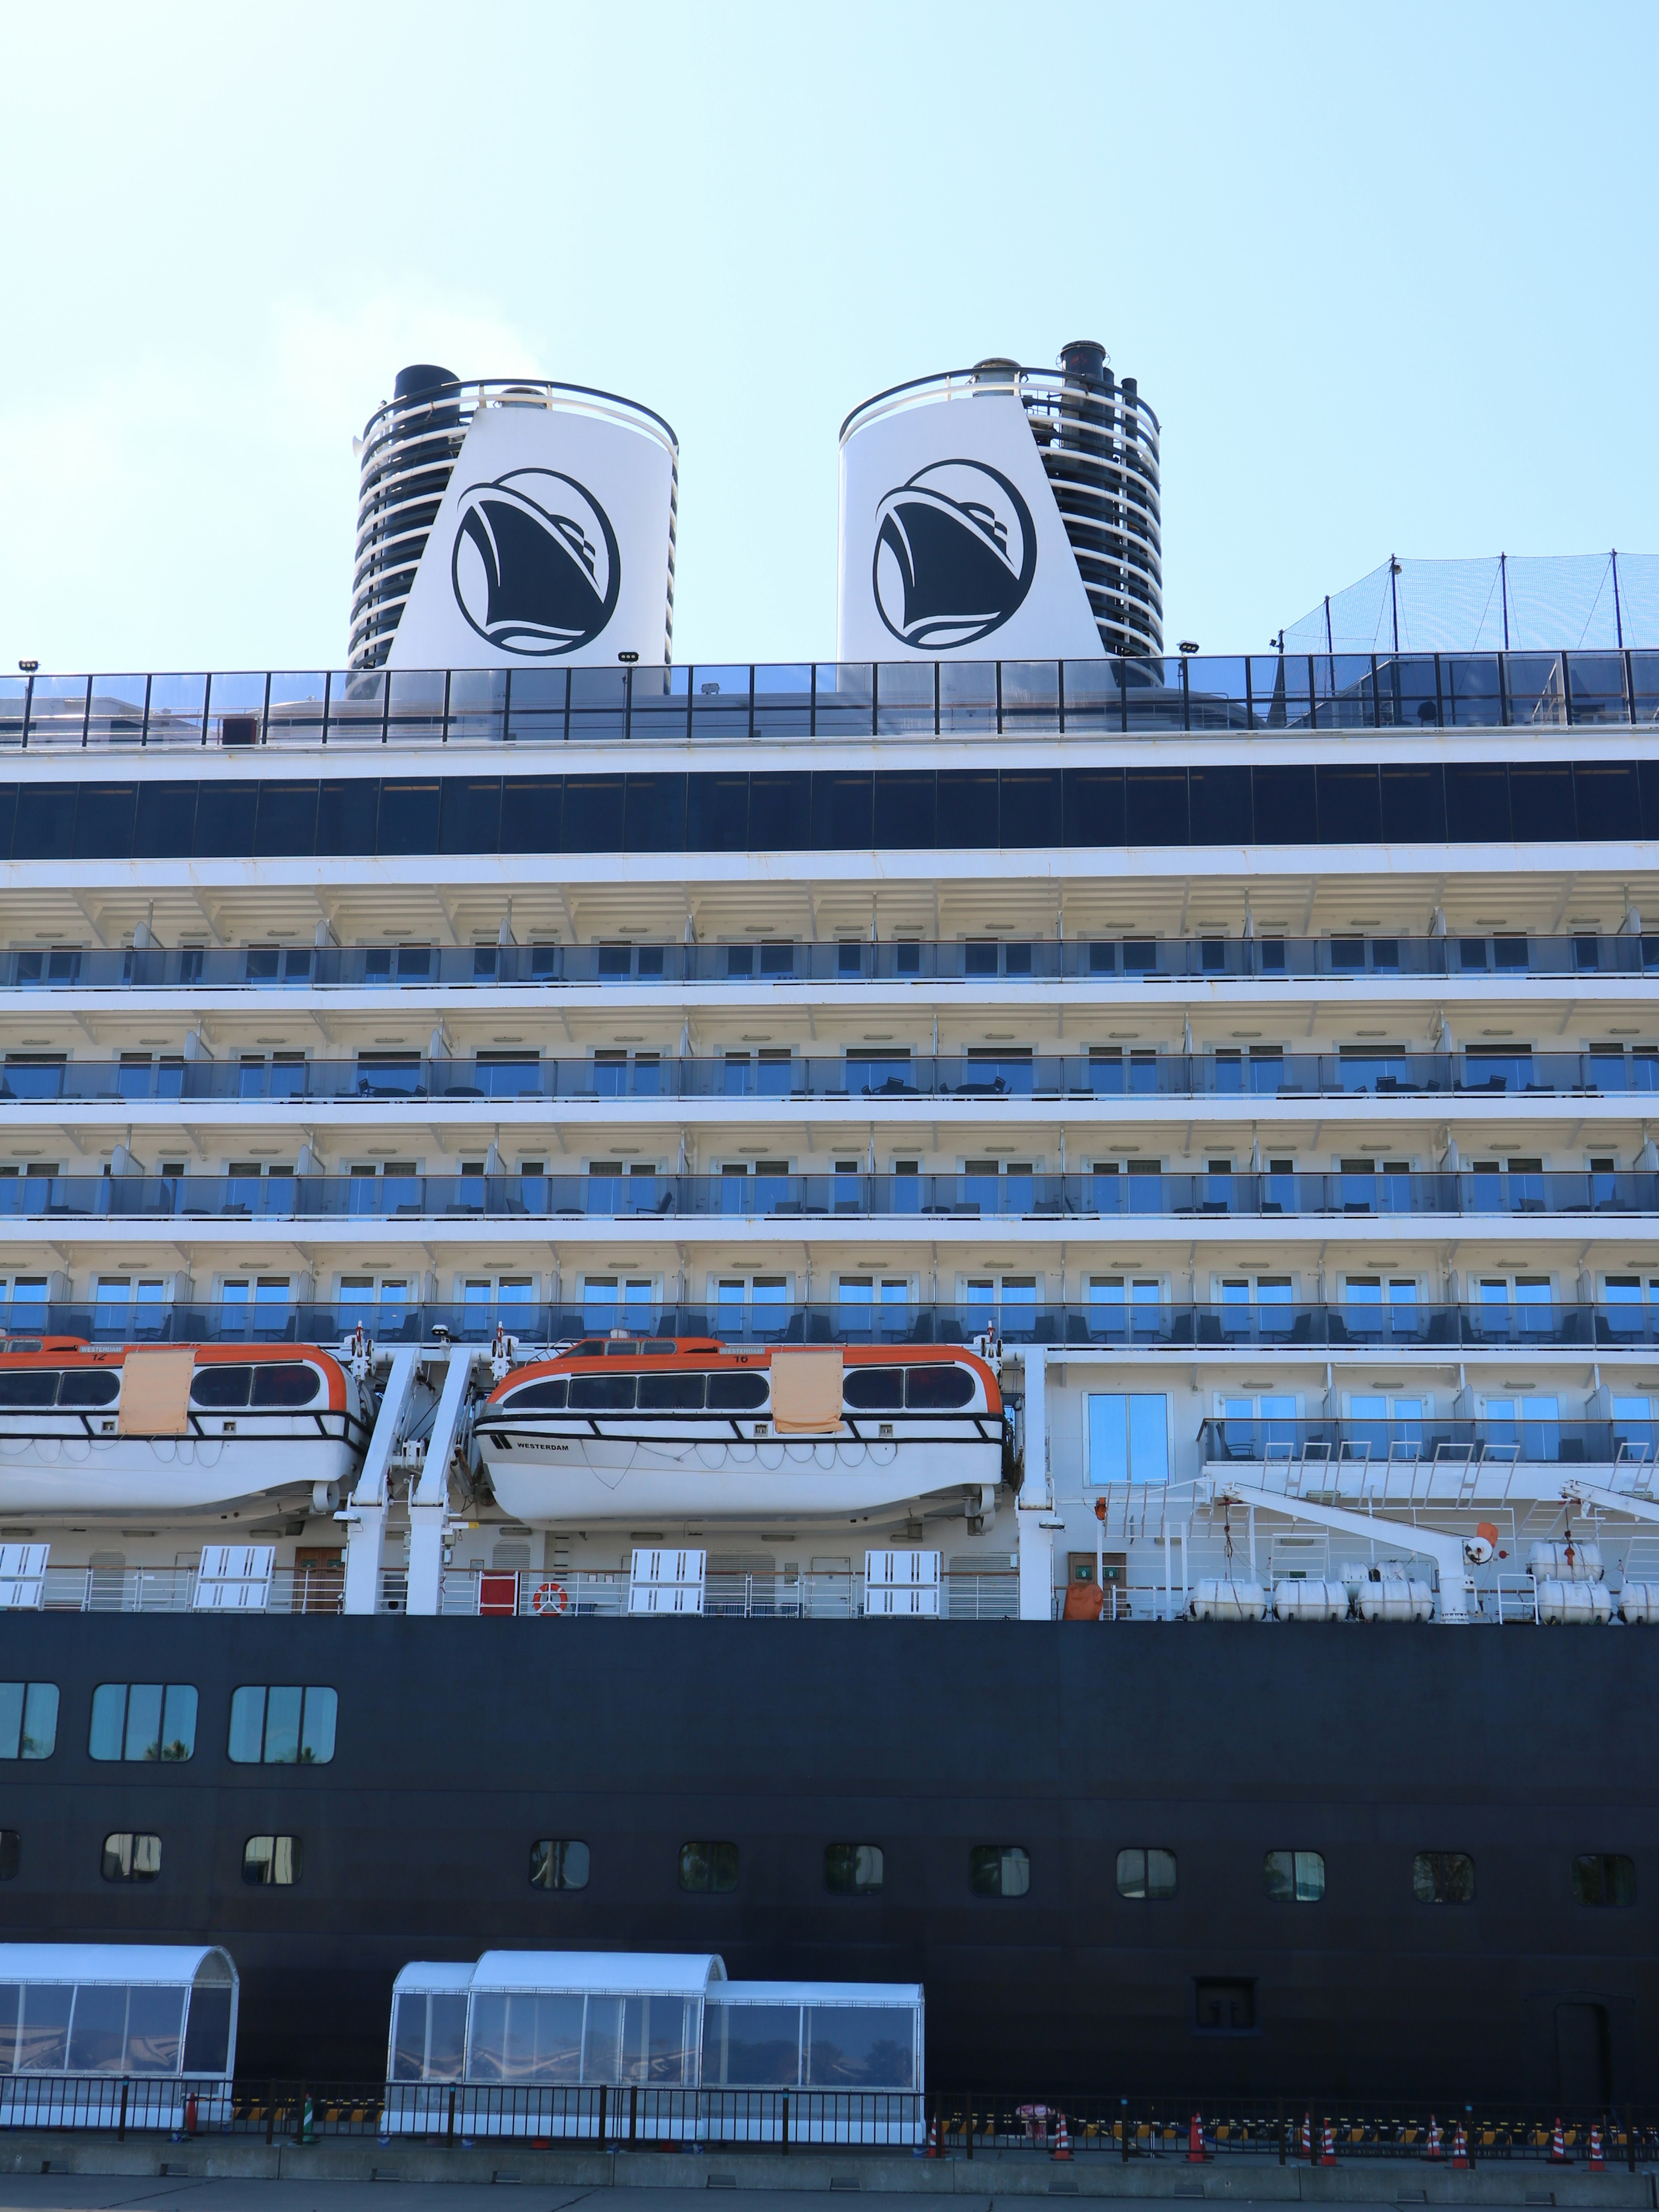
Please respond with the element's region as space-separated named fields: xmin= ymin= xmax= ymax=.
xmin=872 ymin=458 xmax=1037 ymax=650
xmin=450 ymin=468 xmax=622 ymax=655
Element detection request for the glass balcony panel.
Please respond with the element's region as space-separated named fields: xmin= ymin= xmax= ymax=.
xmin=86 ymin=677 xmax=149 ymax=744
xmin=814 ymin=663 xmax=873 ymax=737
xmin=0 ymin=677 xmax=27 ymax=744
xmin=938 ymin=661 xmax=996 ymax=732
xmin=568 ymin=666 xmax=627 ymax=740
xmin=265 ymin=674 xmax=327 ymax=741
xmin=143 ymin=674 xmax=207 ymax=742
xmin=626 ymin=663 xmax=686 ymax=739
xmin=998 ymin=661 xmax=1059 ymax=724
xmin=446 ymin=668 xmax=507 ymax=742
xmin=1061 ymin=658 xmax=1122 ymax=731
xmin=1319 ymin=654 xmax=1378 ymax=730
xmin=751 ymin=664 xmax=812 ymax=737
xmin=386 ymin=670 xmax=446 ymax=741
xmin=1185 ymin=657 xmax=1247 ymax=731
xmin=876 ymin=661 xmax=935 ymax=735
xmin=1441 ymin=655 xmax=1504 ymax=726
xmin=1630 ymin=652 xmax=1659 ymax=726
xmin=690 ymin=666 xmax=752 ymax=739
xmin=326 ymin=671 xmax=385 ymax=741
xmin=1246 ymin=656 xmax=1297 ymax=730
xmin=1504 ymin=653 xmax=1567 ymax=728
xmin=1124 ymin=658 xmax=1187 ymax=731
xmin=25 ymin=675 xmax=91 ymax=744
xmin=1566 ymin=652 xmax=1630 ymax=724
xmin=1375 ymin=655 xmax=1439 ymax=728
xmin=505 ymin=666 xmax=567 ymax=741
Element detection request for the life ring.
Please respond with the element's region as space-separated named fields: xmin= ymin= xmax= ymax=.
xmin=530 ymin=1580 xmax=569 ymax=1616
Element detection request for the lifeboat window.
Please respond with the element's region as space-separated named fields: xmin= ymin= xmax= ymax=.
xmin=0 ymin=1683 xmax=57 ymax=1760
xmin=251 ymin=1365 xmax=321 ymax=1408
xmin=1117 ymin=1847 xmax=1177 ymax=1900
xmin=0 ymin=1371 xmax=57 ymax=1408
xmin=57 ymin=1371 xmax=119 ymax=1408
xmin=824 ymin=1842 xmax=885 ymax=1894
xmin=507 ymin=1378 xmax=568 ymax=1411
xmin=568 ymin=1340 xmax=606 ymax=1357
xmin=843 ymin=1369 xmax=904 ymax=1411
xmin=89 ymin=1683 xmax=197 ymax=1763
xmin=0 ymin=1831 xmax=16 ymax=1880
xmin=906 ymin=1366 xmax=976 ymax=1409
xmin=1571 ymin=1853 xmax=1635 ymax=1906
xmin=101 ymin=1832 xmax=162 ymax=1882
xmin=970 ymin=1844 xmax=1030 ymax=1898
xmin=242 ymin=1834 xmax=302 ymax=1886
xmin=707 ymin=1373 xmax=768 ymax=1411
xmin=191 ymin=1366 xmax=251 ymax=1409
xmin=569 ymin=1375 xmax=636 ymax=1411
xmin=1411 ymin=1850 xmax=1475 ymax=1904
xmin=639 ymin=1373 xmax=705 ymax=1411
xmin=529 ymin=1838 xmax=590 ymax=1890
xmin=680 ymin=1840 xmax=739 ymax=1892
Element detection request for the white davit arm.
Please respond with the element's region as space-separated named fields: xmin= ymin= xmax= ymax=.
xmin=340 ymin=1346 xmax=421 ymax=1617
xmin=405 ymin=1351 xmax=479 ymax=1616
xmin=1199 ymin=1475 xmax=1474 ymax=1624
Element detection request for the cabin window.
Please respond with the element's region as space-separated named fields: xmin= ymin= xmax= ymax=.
xmin=1265 ymin=1849 xmax=1325 ymax=1902
xmin=102 ymin=1832 xmax=162 ymax=1882
xmin=530 ymin=1839 xmax=590 ymax=1890
xmin=250 ymin=1365 xmax=321 ymax=1408
xmin=843 ymin=1368 xmax=904 ymax=1411
xmin=1413 ymin=1851 xmax=1475 ymax=1903
xmin=1572 ymin=1853 xmax=1635 ymax=1906
xmin=191 ymin=1366 xmax=252 ymax=1409
xmin=1087 ymin=1393 xmax=1170 ymax=1484
xmin=242 ymin=1835 xmax=302 ymax=1885
xmin=569 ymin=1374 xmax=636 ymax=1411
xmin=638 ymin=1373 xmax=706 ymax=1411
xmin=506 ymin=1378 xmax=568 ymax=1410
xmin=0 ymin=1683 xmax=57 ymax=1760
xmin=824 ymin=1843 xmax=884 ymax=1894
xmin=706 ymin=1373 xmax=768 ymax=1411
xmin=227 ymin=1685 xmax=337 ymax=1765
xmin=89 ymin=1684 xmax=196 ymax=1763
xmin=1117 ymin=1847 xmax=1178 ymax=1900
xmin=969 ymin=1844 xmax=1030 ymax=1898
xmin=906 ymin=1365 xmax=975 ymax=1409
xmin=679 ymin=1840 xmax=739 ymax=1893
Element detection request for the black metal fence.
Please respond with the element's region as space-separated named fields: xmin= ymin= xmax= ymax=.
xmin=0 ymin=2079 xmax=1655 ymax=2165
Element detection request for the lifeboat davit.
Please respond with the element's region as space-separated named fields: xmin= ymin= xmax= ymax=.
xmin=0 ymin=1338 xmax=370 ymax=1514
xmin=473 ymin=1336 xmax=1004 ymax=1522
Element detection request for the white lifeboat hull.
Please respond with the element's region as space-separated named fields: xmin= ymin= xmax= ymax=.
xmin=0 ymin=1429 xmax=362 ymax=1515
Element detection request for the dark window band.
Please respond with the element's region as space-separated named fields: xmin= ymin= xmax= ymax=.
xmin=3 ymin=760 xmax=1656 ymax=861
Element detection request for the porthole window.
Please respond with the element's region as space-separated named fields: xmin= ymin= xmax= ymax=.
xmin=89 ymin=1684 xmax=196 ymax=1763
xmin=1572 ymin=1853 xmax=1635 ymax=1906
xmin=1265 ymin=1849 xmax=1325 ymax=1903
xmin=243 ymin=1835 xmax=302 ymax=1886
xmin=227 ymin=1685 xmax=337 ymax=1764
xmin=0 ymin=1682 xmax=57 ymax=1760
xmin=0 ymin=1831 xmax=18 ymax=1879
xmin=680 ymin=1840 xmax=739 ymax=1893
xmin=969 ymin=1844 xmax=1030 ymax=1898
xmin=824 ymin=1843 xmax=884 ymax=1894
xmin=1117 ymin=1847 xmax=1178 ymax=1900
xmin=530 ymin=1839 xmax=590 ymax=1890
xmin=1412 ymin=1851 xmax=1475 ymax=1904
xmin=102 ymin=1832 xmax=161 ymax=1882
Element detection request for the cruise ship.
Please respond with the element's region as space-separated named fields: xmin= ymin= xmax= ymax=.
xmin=0 ymin=349 xmax=1654 ymax=2111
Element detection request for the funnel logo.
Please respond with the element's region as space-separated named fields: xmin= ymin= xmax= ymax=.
xmin=872 ymin=458 xmax=1036 ymax=651
xmin=450 ymin=469 xmax=621 ymax=656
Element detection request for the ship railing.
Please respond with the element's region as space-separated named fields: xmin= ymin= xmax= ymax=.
xmin=0 ymin=2079 xmax=1653 ymax=2162
xmin=1056 ymin=1578 xmax=1621 ymax=1625
xmin=3 ymin=650 xmax=1654 ymax=748
xmin=424 ymin=1569 xmax=1020 ymax=1622
xmin=4 ymin=933 xmax=1658 ymax=992
xmin=1198 ymin=1415 xmax=1652 ymax=1478
xmin=38 ymin=1565 xmax=348 ymax=1615
xmin=3 ymin=1297 xmax=1658 ymax=1354
xmin=1 ymin=1167 xmax=1655 ymax=1223
xmin=9 ymin=1047 xmax=1659 ymax=1105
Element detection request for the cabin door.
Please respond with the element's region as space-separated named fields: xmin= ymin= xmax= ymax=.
xmin=1555 ymin=2002 xmax=1611 ymax=2105
xmin=293 ymin=1545 xmax=343 ymax=1614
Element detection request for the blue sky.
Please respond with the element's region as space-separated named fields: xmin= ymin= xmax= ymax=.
xmin=1 ymin=0 xmax=1654 ymax=671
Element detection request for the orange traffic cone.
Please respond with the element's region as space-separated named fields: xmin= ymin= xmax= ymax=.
xmin=1452 ymin=2123 xmax=1468 ymax=2170
xmin=925 ymin=2113 xmax=940 ymax=2159
xmin=1551 ymin=2118 xmax=1568 ymax=2164
xmin=1426 ymin=2115 xmax=1443 ymax=2161
xmin=1589 ymin=2125 xmax=1605 ymax=2172
xmin=1052 ymin=2111 xmax=1072 ymax=2162
xmin=1188 ymin=2111 xmax=1206 ymax=2164
xmin=1300 ymin=2111 xmax=1312 ymax=2161
xmin=1320 ymin=2119 xmax=1337 ymax=2166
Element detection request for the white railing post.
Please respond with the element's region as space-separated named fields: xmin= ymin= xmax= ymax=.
xmin=1016 ymin=1349 xmax=1055 ymax=1620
